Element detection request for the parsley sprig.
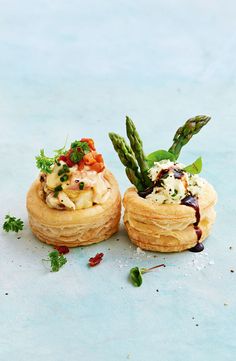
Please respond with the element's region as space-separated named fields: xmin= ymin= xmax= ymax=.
xmin=69 ymin=141 xmax=90 ymax=163
xmin=43 ymin=250 xmax=67 ymax=272
xmin=35 ymin=145 xmax=67 ymax=174
xmin=3 ymin=215 xmax=24 ymax=233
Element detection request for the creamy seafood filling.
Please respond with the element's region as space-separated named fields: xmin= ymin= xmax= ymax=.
xmin=146 ymin=160 xmax=205 ymax=204
xmin=39 ymin=162 xmax=110 ymax=210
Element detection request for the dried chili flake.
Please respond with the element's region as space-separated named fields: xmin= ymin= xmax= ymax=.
xmin=88 ymin=253 xmax=104 ymax=267
xmin=54 ymin=245 xmax=70 ymax=254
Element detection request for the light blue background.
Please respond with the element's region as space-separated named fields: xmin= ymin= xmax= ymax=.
xmin=0 ymin=1 xmax=235 ymax=360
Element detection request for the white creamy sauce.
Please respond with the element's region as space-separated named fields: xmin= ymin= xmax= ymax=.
xmin=146 ymin=160 xmax=204 ymax=204
xmin=42 ymin=161 xmax=110 ymax=210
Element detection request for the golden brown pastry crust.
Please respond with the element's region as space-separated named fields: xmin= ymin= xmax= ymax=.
xmin=27 ymin=170 xmax=121 ymax=247
xmin=123 ymin=181 xmax=217 ymax=252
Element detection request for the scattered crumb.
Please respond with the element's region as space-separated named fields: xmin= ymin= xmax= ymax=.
xmin=196 ymin=324 xmax=199 ymax=327
xmin=230 ymin=269 xmax=234 ymax=273
xmin=229 ymin=246 xmax=232 ymax=250
xmin=116 ymin=238 xmax=119 ymax=241
xmin=192 ymin=317 xmax=195 ymax=320
xmin=17 ymin=237 xmax=21 ymax=239
xmin=136 ymin=247 xmax=145 ymax=255
xmin=156 ymin=289 xmax=159 ymax=292
xmin=5 ymin=293 xmax=8 ymax=296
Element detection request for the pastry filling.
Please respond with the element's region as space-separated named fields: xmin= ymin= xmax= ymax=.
xmin=38 ymin=138 xmax=110 ymax=210
xmin=145 ymin=160 xmax=205 ymax=205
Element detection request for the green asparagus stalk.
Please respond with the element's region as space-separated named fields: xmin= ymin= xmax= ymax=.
xmin=125 ymin=167 xmax=143 ymax=191
xmin=168 ymin=115 xmax=210 ymax=159
xmin=125 ymin=116 xmax=152 ymax=188
xmin=109 ymin=132 xmax=144 ymax=190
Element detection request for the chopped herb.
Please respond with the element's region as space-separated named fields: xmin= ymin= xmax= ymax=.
xmin=172 ymin=189 xmax=178 ymax=197
xmin=60 ymin=174 xmax=69 ymax=182
xmin=70 ymin=148 xmax=84 ymax=163
xmin=46 ymin=250 xmax=67 ymax=272
xmin=54 ymin=185 xmax=63 ymax=197
xmin=162 ymin=173 xmax=169 ymax=179
xmin=79 ymin=182 xmax=85 ymax=190
xmin=129 ymin=264 xmax=165 ymax=287
xmin=58 ymin=164 xmax=70 ymax=176
xmin=3 ymin=215 xmax=24 ymax=233
xmin=71 ymin=140 xmax=90 ymax=153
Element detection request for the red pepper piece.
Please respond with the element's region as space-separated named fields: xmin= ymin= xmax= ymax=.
xmin=88 ymin=252 xmax=104 ymax=267
xmin=54 ymin=245 xmax=70 ymax=254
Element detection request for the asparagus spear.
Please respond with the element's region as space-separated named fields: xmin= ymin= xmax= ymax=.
xmin=168 ymin=115 xmax=210 ymax=159
xmin=109 ymin=132 xmax=144 ymax=191
xmin=126 ymin=116 xmax=152 ymax=188
xmin=125 ymin=168 xmax=143 ymax=191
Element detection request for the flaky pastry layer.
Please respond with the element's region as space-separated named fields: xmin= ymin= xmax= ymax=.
xmin=123 ymin=181 xmax=217 ymax=252
xmin=27 ymin=170 xmax=121 ymax=247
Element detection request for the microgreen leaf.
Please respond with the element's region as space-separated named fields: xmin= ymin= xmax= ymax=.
xmin=129 ymin=264 xmax=166 ymax=287
xmin=184 ymin=157 xmax=202 ymax=174
xmin=146 ymin=150 xmax=176 ymax=168
xmin=129 ymin=267 xmax=143 ymax=287
xmin=3 ymin=215 xmax=24 ymax=233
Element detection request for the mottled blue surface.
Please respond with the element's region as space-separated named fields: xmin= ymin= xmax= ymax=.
xmin=0 ymin=1 xmax=236 ymax=360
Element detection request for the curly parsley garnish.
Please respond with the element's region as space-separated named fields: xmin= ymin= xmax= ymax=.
xmin=35 ymin=145 xmax=67 ymax=174
xmin=46 ymin=250 xmax=67 ymax=272
xmin=71 ymin=140 xmax=90 ymax=152
xmin=69 ymin=141 xmax=90 ymax=163
xmin=3 ymin=215 xmax=24 ymax=233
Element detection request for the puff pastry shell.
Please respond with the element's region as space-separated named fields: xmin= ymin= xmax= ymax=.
xmin=123 ymin=181 xmax=217 ymax=252
xmin=27 ymin=170 xmax=121 ymax=247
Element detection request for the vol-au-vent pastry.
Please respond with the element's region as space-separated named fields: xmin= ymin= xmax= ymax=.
xmin=110 ymin=115 xmax=217 ymax=253
xmin=27 ymin=138 xmax=121 ymax=247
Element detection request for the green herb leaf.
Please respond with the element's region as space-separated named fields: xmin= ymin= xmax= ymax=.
xmin=129 ymin=264 xmax=166 ymax=287
xmin=146 ymin=150 xmax=176 ymax=168
xmin=129 ymin=267 xmax=143 ymax=287
xmin=70 ymin=140 xmax=90 ymax=154
xmin=60 ymin=174 xmax=69 ymax=182
xmin=48 ymin=250 xmax=67 ymax=272
xmin=184 ymin=157 xmax=202 ymax=174
xmin=35 ymin=149 xmax=54 ymax=174
xmin=3 ymin=215 xmax=24 ymax=233
xmin=70 ymin=148 xmax=84 ymax=163
xmin=79 ymin=182 xmax=85 ymax=190
xmin=36 ymin=146 xmax=67 ymax=174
